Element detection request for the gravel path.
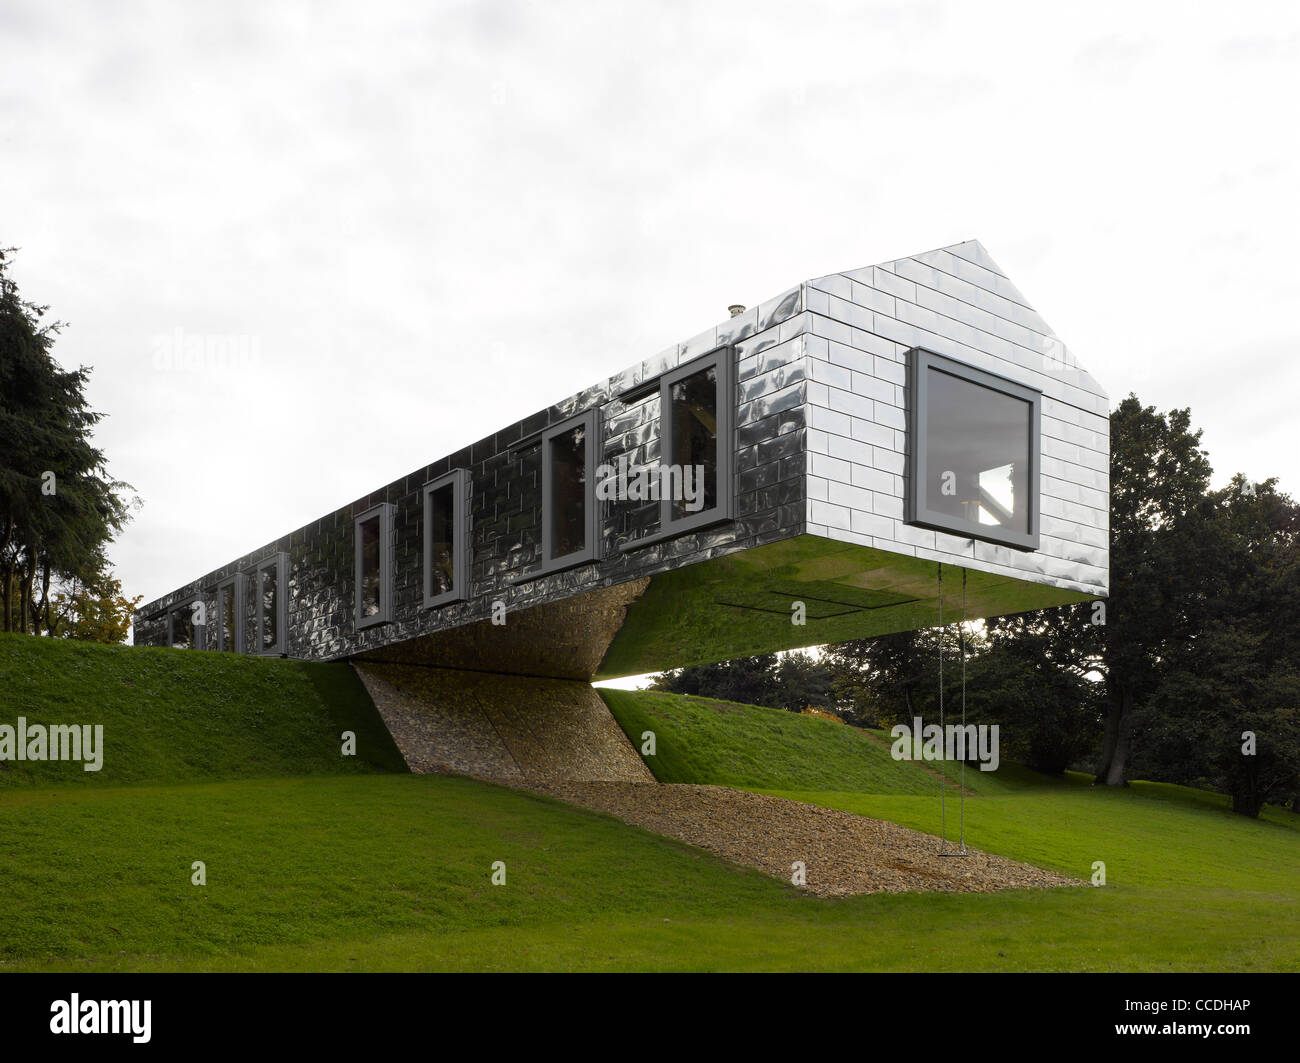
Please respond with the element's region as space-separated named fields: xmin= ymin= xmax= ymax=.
xmin=527 ymin=781 xmax=1083 ymax=897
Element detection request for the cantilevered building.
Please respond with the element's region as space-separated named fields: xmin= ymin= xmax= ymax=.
xmin=135 ymin=240 xmax=1107 ymax=775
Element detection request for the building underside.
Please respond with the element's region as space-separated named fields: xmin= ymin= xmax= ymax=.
xmin=356 ymin=533 xmax=1095 ymax=682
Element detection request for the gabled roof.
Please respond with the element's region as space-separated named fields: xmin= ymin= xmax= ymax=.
xmin=807 ymin=238 xmax=1106 ymax=402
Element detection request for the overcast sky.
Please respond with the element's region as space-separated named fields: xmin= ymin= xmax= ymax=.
xmin=3 ymin=1 xmax=1298 ymax=648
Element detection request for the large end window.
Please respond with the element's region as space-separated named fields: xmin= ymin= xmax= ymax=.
xmin=424 ymin=469 xmax=468 ymax=608
xmin=540 ymin=409 xmax=599 ymax=571
xmin=354 ymin=503 xmax=394 ymax=629
xmin=256 ymin=551 xmax=289 ymax=655
xmin=659 ymin=347 xmax=734 ymax=535
xmin=906 ymin=348 xmax=1040 ymax=551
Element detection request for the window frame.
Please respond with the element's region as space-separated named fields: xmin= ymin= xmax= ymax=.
xmin=166 ymin=593 xmax=205 ymax=651
xmin=538 ymin=407 xmax=601 ymax=574
xmin=657 ymin=346 xmax=736 ymax=537
xmin=354 ymin=503 xmax=395 ymax=630
xmin=255 ymin=551 xmax=290 ymax=656
xmin=423 ymin=469 xmax=469 ymax=609
xmin=214 ymin=572 xmax=245 ymax=653
xmin=905 ymin=346 xmax=1041 ymax=552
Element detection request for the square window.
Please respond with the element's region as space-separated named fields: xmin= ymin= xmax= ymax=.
xmin=540 ymin=409 xmax=600 ymax=571
xmin=906 ymin=348 xmax=1040 ymax=551
xmin=659 ymin=348 xmax=734 ymax=535
xmin=424 ymin=469 xmax=468 ymax=608
xmin=354 ymin=504 xmax=394 ymax=629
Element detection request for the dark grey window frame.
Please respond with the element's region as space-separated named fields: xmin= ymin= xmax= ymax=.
xmin=166 ymin=593 xmax=205 ymax=650
xmin=535 ymin=407 xmax=601 ymax=576
xmin=657 ymin=346 xmax=736 ymax=537
xmin=423 ymin=469 xmax=469 ymax=609
xmin=214 ymin=572 xmax=245 ymax=653
xmin=905 ymin=347 xmax=1041 ymax=552
xmin=354 ymin=502 xmax=395 ymax=630
xmin=255 ymin=551 xmax=289 ymax=656
xmin=617 ymin=345 xmax=737 ymax=553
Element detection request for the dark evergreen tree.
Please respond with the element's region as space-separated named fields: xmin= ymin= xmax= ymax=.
xmin=0 ymin=247 xmax=136 ymax=635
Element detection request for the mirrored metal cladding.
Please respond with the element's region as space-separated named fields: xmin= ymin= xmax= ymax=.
xmin=135 ymin=239 xmax=1109 ymax=682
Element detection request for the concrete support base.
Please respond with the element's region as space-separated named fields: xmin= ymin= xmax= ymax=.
xmin=353 ymin=661 xmax=653 ymax=783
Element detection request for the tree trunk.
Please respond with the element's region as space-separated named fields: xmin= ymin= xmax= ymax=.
xmin=1230 ymin=756 xmax=1262 ymax=817
xmin=1095 ymin=686 xmax=1134 ymax=786
xmin=1231 ymin=789 xmax=1262 ymax=818
xmin=19 ymin=553 xmax=36 ymax=634
xmin=37 ymin=559 xmax=52 ymax=636
xmin=0 ymin=517 xmax=12 ymax=632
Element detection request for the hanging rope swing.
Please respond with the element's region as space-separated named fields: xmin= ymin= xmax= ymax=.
xmin=937 ymin=562 xmax=969 ymax=857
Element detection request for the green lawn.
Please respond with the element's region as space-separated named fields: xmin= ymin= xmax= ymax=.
xmin=2 ymin=639 xmax=1298 ymax=971
xmin=600 ymin=688 xmax=944 ymax=792
xmin=0 ymin=633 xmax=406 ymax=786
xmin=3 ymin=771 xmax=1297 ymax=972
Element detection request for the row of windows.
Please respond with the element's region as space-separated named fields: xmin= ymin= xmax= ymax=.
xmin=157 ymin=347 xmax=1044 ymax=653
xmin=161 ymin=348 xmax=738 ymax=654
xmin=351 ymin=466 xmax=472 ymax=631
xmin=165 ymin=554 xmax=287 ymax=654
xmin=356 ymin=347 xmax=737 ymax=611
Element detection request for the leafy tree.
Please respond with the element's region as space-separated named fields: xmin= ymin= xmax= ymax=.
xmin=1090 ymin=397 xmax=1212 ymax=785
xmin=649 ymin=651 xmax=835 ymax=712
xmin=1134 ymin=476 xmax=1300 ymax=816
xmin=967 ymin=613 xmax=1102 ymax=774
xmin=48 ymin=573 xmax=142 ymax=644
xmin=0 ymin=247 xmax=136 ymax=633
xmin=823 ymin=628 xmax=948 ymax=728
xmin=771 ymin=650 xmax=833 ymax=712
xmin=649 ymin=654 xmax=781 ymax=706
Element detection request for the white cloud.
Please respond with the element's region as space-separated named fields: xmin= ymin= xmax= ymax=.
xmin=1 ymin=0 xmax=1297 ymax=609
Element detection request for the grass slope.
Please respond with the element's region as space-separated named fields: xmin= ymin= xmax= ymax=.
xmin=2 ymin=639 xmax=1298 ymax=971
xmin=0 ymin=633 xmax=406 ymax=787
xmin=3 ymin=772 xmax=1297 ymax=972
xmin=600 ymin=688 xmax=944 ymax=793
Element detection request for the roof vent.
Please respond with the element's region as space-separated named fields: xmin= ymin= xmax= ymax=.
xmin=727 ymin=304 xmax=746 ymax=318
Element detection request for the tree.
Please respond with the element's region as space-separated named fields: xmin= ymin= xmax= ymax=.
xmin=648 ymin=651 xmax=835 ymax=712
xmin=968 ymin=612 xmax=1102 ymax=775
xmin=771 ymin=650 xmax=833 ymax=713
xmin=48 ymin=574 xmax=142 ymax=644
xmin=1135 ymin=476 xmax=1300 ymax=816
xmin=1090 ymin=398 xmax=1213 ymax=785
xmin=649 ymin=654 xmax=781 ymax=706
xmin=823 ymin=628 xmax=948 ymax=729
xmin=0 ymin=247 xmax=136 ymax=634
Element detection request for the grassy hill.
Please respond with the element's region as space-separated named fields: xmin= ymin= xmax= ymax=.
xmin=599 ymin=687 xmax=1017 ymax=793
xmin=1 ymin=637 xmax=1298 ymax=972
xmin=0 ymin=633 xmax=406 ymax=786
